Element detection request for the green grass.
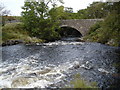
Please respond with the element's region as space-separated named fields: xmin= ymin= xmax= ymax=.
xmin=2 ymin=22 xmax=44 ymax=44
xmin=66 ymin=74 xmax=98 ymax=88
xmin=12 ymin=16 xmax=23 ymax=21
xmin=113 ymin=62 xmax=120 ymax=69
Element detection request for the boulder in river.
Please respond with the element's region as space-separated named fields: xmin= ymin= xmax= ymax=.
xmin=36 ymin=68 xmax=51 ymax=75
xmin=75 ymin=38 xmax=85 ymax=42
xmin=11 ymin=76 xmax=39 ymax=88
xmin=80 ymin=61 xmax=93 ymax=70
xmin=69 ymin=61 xmax=80 ymax=70
xmin=98 ymin=68 xmax=109 ymax=74
xmin=11 ymin=77 xmax=31 ymax=87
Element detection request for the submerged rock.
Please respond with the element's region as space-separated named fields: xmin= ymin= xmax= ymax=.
xmin=11 ymin=76 xmax=39 ymax=88
xmin=76 ymin=38 xmax=85 ymax=42
xmin=36 ymin=68 xmax=51 ymax=75
xmin=11 ymin=77 xmax=30 ymax=87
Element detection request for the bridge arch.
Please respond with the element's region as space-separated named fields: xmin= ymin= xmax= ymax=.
xmin=59 ymin=25 xmax=82 ymax=37
xmin=60 ymin=19 xmax=103 ymax=36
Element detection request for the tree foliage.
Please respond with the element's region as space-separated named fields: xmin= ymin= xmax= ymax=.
xmin=21 ymin=0 xmax=64 ymax=41
xmin=49 ymin=6 xmax=65 ymax=20
xmin=49 ymin=6 xmax=80 ymax=20
xmin=77 ymin=2 xmax=113 ymax=19
xmin=84 ymin=1 xmax=120 ymax=46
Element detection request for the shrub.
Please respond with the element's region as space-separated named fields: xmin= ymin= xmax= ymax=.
xmin=2 ymin=22 xmax=43 ymax=44
xmin=67 ymin=74 xmax=97 ymax=88
xmin=84 ymin=12 xmax=120 ymax=46
xmin=88 ymin=21 xmax=102 ymax=35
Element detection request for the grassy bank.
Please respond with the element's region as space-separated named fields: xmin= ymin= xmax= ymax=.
xmin=66 ymin=74 xmax=97 ymax=88
xmin=83 ymin=13 xmax=120 ymax=47
xmin=1 ymin=22 xmax=44 ymax=45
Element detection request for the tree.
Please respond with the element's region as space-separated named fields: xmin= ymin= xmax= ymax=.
xmin=84 ymin=1 xmax=120 ymax=46
xmin=77 ymin=9 xmax=88 ymax=19
xmin=77 ymin=2 xmax=114 ymax=19
xmin=86 ymin=2 xmax=112 ymax=18
xmin=49 ymin=6 xmax=80 ymax=20
xmin=22 ymin=0 xmax=63 ymax=41
xmin=49 ymin=6 xmax=68 ymax=20
xmin=64 ymin=7 xmax=73 ymax=13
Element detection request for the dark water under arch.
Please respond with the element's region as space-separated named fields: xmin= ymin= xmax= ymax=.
xmin=58 ymin=26 xmax=82 ymax=37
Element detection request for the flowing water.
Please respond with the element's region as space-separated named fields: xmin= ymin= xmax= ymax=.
xmin=1 ymin=37 xmax=120 ymax=88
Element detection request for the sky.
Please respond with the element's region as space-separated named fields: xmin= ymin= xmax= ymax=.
xmin=0 ymin=0 xmax=103 ymax=16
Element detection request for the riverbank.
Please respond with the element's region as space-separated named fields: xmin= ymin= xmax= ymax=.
xmin=1 ymin=22 xmax=44 ymax=46
xmin=83 ymin=13 xmax=120 ymax=47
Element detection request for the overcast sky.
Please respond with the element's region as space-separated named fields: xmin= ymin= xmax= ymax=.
xmin=1 ymin=0 xmax=103 ymax=16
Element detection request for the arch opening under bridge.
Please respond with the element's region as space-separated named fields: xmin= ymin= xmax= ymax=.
xmin=59 ymin=26 xmax=82 ymax=38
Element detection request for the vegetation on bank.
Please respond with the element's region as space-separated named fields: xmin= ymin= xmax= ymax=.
xmin=67 ymin=74 xmax=97 ymax=88
xmin=83 ymin=2 xmax=120 ymax=47
xmin=84 ymin=13 xmax=120 ymax=46
xmin=2 ymin=22 xmax=44 ymax=44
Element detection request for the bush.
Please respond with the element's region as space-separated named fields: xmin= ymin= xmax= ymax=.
xmin=88 ymin=21 xmax=102 ymax=35
xmin=84 ymin=12 xmax=120 ymax=46
xmin=67 ymin=74 xmax=97 ymax=88
xmin=2 ymin=22 xmax=43 ymax=44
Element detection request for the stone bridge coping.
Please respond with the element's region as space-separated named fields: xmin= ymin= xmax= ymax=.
xmin=61 ymin=19 xmax=104 ymax=21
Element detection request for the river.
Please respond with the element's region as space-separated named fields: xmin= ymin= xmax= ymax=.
xmin=1 ymin=37 xmax=120 ymax=88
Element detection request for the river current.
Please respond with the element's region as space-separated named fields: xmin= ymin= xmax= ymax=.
xmin=1 ymin=37 xmax=120 ymax=88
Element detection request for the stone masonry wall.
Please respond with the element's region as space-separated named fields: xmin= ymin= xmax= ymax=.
xmin=60 ymin=19 xmax=103 ymax=36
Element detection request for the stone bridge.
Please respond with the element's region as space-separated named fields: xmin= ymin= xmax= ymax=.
xmin=60 ymin=19 xmax=103 ymax=36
